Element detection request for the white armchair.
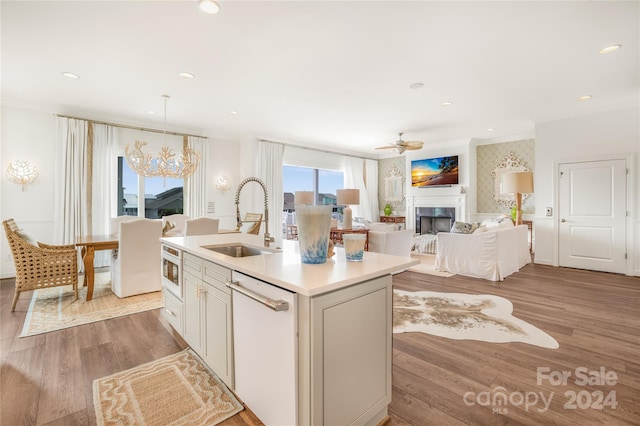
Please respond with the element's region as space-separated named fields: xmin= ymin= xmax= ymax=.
xmin=111 ymin=218 xmax=162 ymax=298
xmin=162 ymin=214 xmax=190 ymax=237
xmin=367 ymin=223 xmax=414 ymax=257
xmin=185 ymin=217 xmax=220 ymax=236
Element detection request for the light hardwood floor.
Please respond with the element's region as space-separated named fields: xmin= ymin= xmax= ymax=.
xmin=1 ymin=262 xmax=638 ymax=425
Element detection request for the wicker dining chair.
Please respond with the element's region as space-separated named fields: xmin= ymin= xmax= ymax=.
xmin=2 ymin=219 xmax=78 ymax=312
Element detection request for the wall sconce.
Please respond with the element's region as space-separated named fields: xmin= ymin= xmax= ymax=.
xmin=215 ymin=175 xmax=232 ymax=192
xmin=7 ymin=160 xmax=39 ymax=191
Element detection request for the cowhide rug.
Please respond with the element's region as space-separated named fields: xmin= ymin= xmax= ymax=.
xmin=393 ymin=290 xmax=559 ymax=349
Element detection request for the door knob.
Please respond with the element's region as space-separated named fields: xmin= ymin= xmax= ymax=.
xmin=561 ymin=218 xmax=566 ymax=222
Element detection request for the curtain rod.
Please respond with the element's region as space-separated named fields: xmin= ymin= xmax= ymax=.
xmin=258 ymin=138 xmax=377 ymax=161
xmin=56 ymin=114 xmax=207 ymax=139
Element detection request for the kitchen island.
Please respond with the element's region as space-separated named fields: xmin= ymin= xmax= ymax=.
xmin=160 ymin=233 xmax=418 ymax=426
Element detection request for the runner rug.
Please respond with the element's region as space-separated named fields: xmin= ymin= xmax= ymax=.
xmin=393 ymin=289 xmax=559 ymax=349
xmin=94 ymin=349 xmax=243 ymax=426
xmin=20 ymin=272 xmax=163 ymax=337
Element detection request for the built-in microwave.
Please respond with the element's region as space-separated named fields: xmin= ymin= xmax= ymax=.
xmin=161 ymin=244 xmax=182 ymax=300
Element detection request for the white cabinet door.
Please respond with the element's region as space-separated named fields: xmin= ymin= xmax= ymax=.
xmin=183 ymin=271 xmax=203 ymax=354
xmin=203 ymin=283 xmax=233 ymax=388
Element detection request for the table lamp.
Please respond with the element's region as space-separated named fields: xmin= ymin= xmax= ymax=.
xmin=337 ymin=188 xmax=360 ymax=230
xmin=294 ymin=191 xmax=314 ymax=205
xmin=502 ymin=171 xmax=534 ymax=225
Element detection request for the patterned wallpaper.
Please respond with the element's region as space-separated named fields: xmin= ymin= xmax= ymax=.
xmin=476 ymin=139 xmax=535 ymax=215
xmin=377 ymin=156 xmax=406 ymax=214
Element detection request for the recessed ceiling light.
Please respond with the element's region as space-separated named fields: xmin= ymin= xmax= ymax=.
xmin=197 ymin=0 xmax=220 ymax=14
xmin=179 ymin=72 xmax=195 ymax=79
xmin=228 ymin=110 xmax=239 ymax=115
xmin=599 ymin=44 xmax=622 ymax=54
xmin=487 ymin=128 xmax=495 ymax=132
xmin=62 ymin=72 xmax=79 ymax=79
xmin=441 ymin=101 xmax=453 ymax=107
xmin=409 ymin=82 xmax=424 ymax=90
xmin=578 ymin=95 xmax=593 ymax=101
xmin=147 ymin=110 xmax=155 ymax=115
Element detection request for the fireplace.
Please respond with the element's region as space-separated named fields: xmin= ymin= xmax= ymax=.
xmin=415 ymin=207 xmax=455 ymax=235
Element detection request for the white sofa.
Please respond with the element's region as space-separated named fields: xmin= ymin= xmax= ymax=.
xmin=435 ymin=222 xmax=531 ymax=281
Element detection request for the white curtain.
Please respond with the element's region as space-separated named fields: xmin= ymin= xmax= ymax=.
xmin=257 ymin=140 xmax=285 ymax=247
xmin=54 ymin=117 xmax=89 ymax=246
xmin=344 ymin=156 xmax=376 ymax=222
xmin=92 ymin=124 xmax=118 ymax=267
xmin=365 ymin=159 xmax=380 ymax=221
xmin=185 ymin=136 xmax=208 ymax=218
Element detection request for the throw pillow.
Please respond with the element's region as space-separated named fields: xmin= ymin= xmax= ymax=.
xmin=450 ymin=221 xmax=479 ymax=234
xmin=16 ymin=229 xmax=39 ymax=246
xmin=481 ymin=216 xmax=511 ymax=228
xmin=162 ymin=221 xmax=175 ymax=235
xmin=473 ymin=225 xmax=488 ymax=233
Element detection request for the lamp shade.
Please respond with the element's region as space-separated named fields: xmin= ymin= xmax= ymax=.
xmin=502 ymin=172 xmax=534 ymax=194
xmin=294 ymin=191 xmax=314 ymax=205
xmin=336 ymin=188 xmax=360 ymax=205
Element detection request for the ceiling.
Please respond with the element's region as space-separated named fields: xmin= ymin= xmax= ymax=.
xmin=2 ymin=1 xmax=638 ymax=157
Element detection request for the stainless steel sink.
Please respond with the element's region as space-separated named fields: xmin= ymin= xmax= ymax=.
xmin=202 ymin=243 xmax=273 ymax=258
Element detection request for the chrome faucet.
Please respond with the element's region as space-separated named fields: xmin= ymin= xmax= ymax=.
xmin=234 ymin=177 xmax=275 ymax=247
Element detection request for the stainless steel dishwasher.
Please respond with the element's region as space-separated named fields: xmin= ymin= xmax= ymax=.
xmin=229 ymin=271 xmax=298 ymax=425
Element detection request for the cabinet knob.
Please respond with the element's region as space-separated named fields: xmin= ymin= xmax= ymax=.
xmin=561 ymin=218 xmax=567 ymax=223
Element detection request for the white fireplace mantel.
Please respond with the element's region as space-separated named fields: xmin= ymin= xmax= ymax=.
xmin=406 ymin=195 xmax=466 ymax=232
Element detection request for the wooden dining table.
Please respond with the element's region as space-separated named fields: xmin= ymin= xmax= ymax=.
xmin=75 ymin=234 xmax=118 ymax=301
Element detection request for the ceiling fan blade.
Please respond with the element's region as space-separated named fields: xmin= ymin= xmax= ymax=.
xmin=375 ymin=145 xmax=398 ymax=150
xmin=403 ymin=141 xmax=423 ymax=146
xmin=405 ymin=145 xmax=423 ymax=151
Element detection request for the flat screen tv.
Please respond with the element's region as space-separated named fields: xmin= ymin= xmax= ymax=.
xmin=411 ymin=155 xmax=459 ymax=187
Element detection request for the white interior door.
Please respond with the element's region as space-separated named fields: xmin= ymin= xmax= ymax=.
xmin=558 ymin=159 xmax=627 ymax=273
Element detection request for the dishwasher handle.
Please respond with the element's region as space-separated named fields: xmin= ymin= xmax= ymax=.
xmin=226 ymin=280 xmax=289 ymax=312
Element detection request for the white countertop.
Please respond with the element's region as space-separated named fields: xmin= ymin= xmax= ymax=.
xmin=161 ymin=233 xmax=419 ymax=297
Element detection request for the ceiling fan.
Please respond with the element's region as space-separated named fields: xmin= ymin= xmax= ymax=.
xmin=375 ymin=133 xmax=424 ymax=154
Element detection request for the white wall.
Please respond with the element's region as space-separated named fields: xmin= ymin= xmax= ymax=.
xmin=1 ymin=106 xmax=58 ymax=277
xmin=535 ymin=106 xmax=640 ymax=275
xmin=207 ymin=137 xmax=245 ymax=230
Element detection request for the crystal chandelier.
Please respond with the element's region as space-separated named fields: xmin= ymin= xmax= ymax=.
xmin=125 ymin=95 xmax=199 ymax=181
xmin=7 ymin=160 xmax=39 ymax=191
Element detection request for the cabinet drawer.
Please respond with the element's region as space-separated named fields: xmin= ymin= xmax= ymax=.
xmin=203 ymin=260 xmax=231 ymax=294
xmin=163 ymin=290 xmax=183 ymax=333
xmin=183 ymin=252 xmax=203 ymax=276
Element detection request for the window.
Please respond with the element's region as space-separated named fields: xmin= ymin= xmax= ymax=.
xmin=117 ymin=157 xmax=184 ymax=218
xmin=282 ymin=165 xmax=343 ymax=211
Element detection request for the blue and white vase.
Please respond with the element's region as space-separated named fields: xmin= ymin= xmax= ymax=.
xmin=295 ymin=204 xmax=332 ymax=264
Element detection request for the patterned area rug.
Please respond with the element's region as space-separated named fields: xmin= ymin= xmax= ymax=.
xmin=408 ymin=253 xmax=455 ymax=277
xmin=20 ymin=272 xmax=163 ymax=337
xmin=393 ymin=289 xmax=559 ymax=349
xmin=94 ymin=349 xmax=243 ymax=426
